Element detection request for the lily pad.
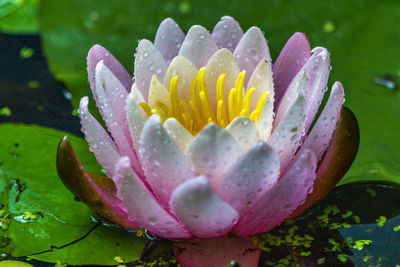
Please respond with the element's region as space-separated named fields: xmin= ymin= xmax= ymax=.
xmin=39 ymin=0 xmax=400 ymax=185
xmin=0 ymin=0 xmax=39 ymax=33
xmin=0 ymin=123 xmax=147 ymax=265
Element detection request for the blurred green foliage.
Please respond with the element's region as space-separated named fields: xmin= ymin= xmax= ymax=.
xmin=0 ymin=0 xmax=39 ymax=33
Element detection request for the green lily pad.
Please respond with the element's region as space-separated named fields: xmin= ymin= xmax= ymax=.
xmin=39 ymin=0 xmax=400 ymax=185
xmin=0 ymin=0 xmax=39 ymax=33
xmin=0 ymin=123 xmax=147 ymax=265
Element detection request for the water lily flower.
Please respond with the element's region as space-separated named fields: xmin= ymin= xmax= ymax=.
xmin=56 ymin=16 xmax=359 ymax=266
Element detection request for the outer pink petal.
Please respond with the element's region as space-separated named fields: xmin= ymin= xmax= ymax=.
xmin=211 ymin=16 xmax=244 ymax=52
xmin=233 ymin=27 xmax=271 ymax=85
xmin=300 ymin=82 xmax=344 ymax=162
xmin=233 ymin=149 xmax=317 ymax=236
xmin=114 ymin=157 xmax=192 ymax=239
xmin=173 ymin=236 xmax=260 ymax=267
xmin=87 ymin=45 xmax=133 ymax=106
xmin=78 ymin=97 xmax=120 ymax=177
xmin=268 ymin=95 xmax=307 ymax=171
xmin=134 ymin=39 xmax=168 ymax=100
xmin=170 ymin=176 xmax=239 ymax=238
xmin=272 ymin=33 xmax=311 ymax=106
xmin=217 ymin=142 xmax=280 ymax=215
xmin=154 ymin=18 xmax=185 ymax=65
xmin=304 ymin=47 xmax=331 ymax=132
xmin=185 ymin=124 xmax=242 ymax=190
xmin=139 ymin=115 xmax=195 ymax=210
xmin=178 ymin=25 xmax=218 ymax=68
xmin=94 ymin=62 xmax=143 ymax=177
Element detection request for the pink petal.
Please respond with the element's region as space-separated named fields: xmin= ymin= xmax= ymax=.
xmin=217 ymin=142 xmax=280 ymax=215
xmin=139 ymin=115 xmax=195 ymax=210
xmin=179 ymin=25 xmax=218 ymax=68
xmin=94 ymin=62 xmax=143 ymax=177
xmin=154 ymin=18 xmax=185 ymax=65
xmin=173 ymin=236 xmax=260 ymax=267
xmin=170 ymin=176 xmax=239 ymax=238
xmin=273 ymin=69 xmax=307 ymax=129
xmin=78 ymin=97 xmax=120 ymax=177
xmin=269 ymin=95 xmax=307 ymax=171
xmin=304 ymin=47 xmax=331 ymax=132
xmin=134 ymin=39 xmax=168 ymax=100
xmin=233 ymin=149 xmax=317 ymax=236
xmin=233 ymin=27 xmax=271 ymax=85
xmin=272 ymin=33 xmax=310 ymax=106
xmin=185 ymin=124 xmax=242 ymax=190
xmin=300 ymin=82 xmax=344 ymax=162
xmin=87 ymin=45 xmax=133 ymax=107
xmin=211 ymin=16 xmax=244 ymax=52
xmin=114 ymin=157 xmax=192 ymax=239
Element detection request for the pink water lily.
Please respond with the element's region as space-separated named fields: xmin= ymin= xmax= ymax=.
xmin=57 ymin=16 xmax=359 ymax=266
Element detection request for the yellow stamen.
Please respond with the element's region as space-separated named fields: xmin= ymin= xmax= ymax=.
xmin=198 ymin=67 xmax=216 ymax=123
xmin=139 ymin=102 xmax=152 ymax=117
xmin=240 ymin=87 xmax=256 ymax=117
xmin=170 ymin=76 xmax=181 ymax=120
xmin=151 ymin=108 xmax=165 ymax=122
xmin=138 ymin=67 xmax=267 ymax=135
xmin=156 ymin=101 xmax=171 ymax=117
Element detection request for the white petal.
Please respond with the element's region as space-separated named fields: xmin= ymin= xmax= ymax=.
xmin=139 ymin=115 xmax=195 ymax=209
xmin=233 ymin=27 xmax=271 ymax=85
xmin=134 ymin=39 xmax=167 ymax=100
xmin=205 ymin=48 xmax=240 ymax=112
xmin=163 ymin=118 xmax=194 ymax=151
xmin=163 ymin=56 xmax=198 ymax=103
xmin=115 ymin=157 xmax=191 ymax=238
xmin=185 ymin=124 xmax=242 ymax=189
xmin=268 ymin=95 xmax=307 ymax=171
xmin=217 ymin=142 xmax=280 ymax=215
xmin=170 ymin=176 xmax=239 ymax=238
xmin=247 ymin=60 xmax=274 ymax=111
xmin=273 ymin=69 xmax=307 ymax=129
xmin=226 ymin=116 xmax=259 ymax=153
xmin=148 ymin=75 xmax=171 ymax=109
xmin=154 ymin=18 xmax=185 ymax=65
xmin=125 ymin=84 xmax=147 ymax=153
xmin=256 ymin=96 xmax=274 ymax=141
xmin=79 ymin=97 xmax=120 ymax=177
xmin=179 ymin=25 xmax=218 ymax=68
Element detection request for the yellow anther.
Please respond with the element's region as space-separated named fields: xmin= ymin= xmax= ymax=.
xmin=190 ymin=74 xmax=199 ymax=104
xmin=151 ymin=108 xmax=165 ymax=122
xmin=234 ymin=71 xmax=246 ymax=112
xmin=251 ymin=91 xmax=270 ymax=123
xmin=139 ymin=102 xmax=153 ymax=117
xmin=217 ymin=99 xmax=228 ymax=128
xmin=217 ymin=73 xmax=226 ymax=102
xmin=228 ymin=89 xmax=236 ymax=121
xmin=189 ymin=100 xmax=202 ymax=131
xmin=156 ymin=101 xmax=171 ymax=117
xmin=170 ymin=76 xmax=181 ymax=120
xmin=240 ymin=87 xmax=256 ymax=117
xmin=140 ymin=67 xmax=264 ymax=135
xmin=199 ymin=91 xmax=215 ymax=123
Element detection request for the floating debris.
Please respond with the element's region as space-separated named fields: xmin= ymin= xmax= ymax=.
xmin=0 ymin=107 xmax=11 ymax=117
xmin=322 ymin=21 xmax=335 ymax=33
xmin=27 ymin=80 xmax=40 ymax=89
xmin=373 ymin=74 xmax=397 ymax=90
xmin=19 ymin=47 xmax=34 ymax=59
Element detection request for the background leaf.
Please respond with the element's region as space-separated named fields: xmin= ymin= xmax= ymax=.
xmin=0 ymin=124 xmax=147 ymax=264
xmin=0 ymin=0 xmax=39 ymax=33
xmin=38 ymin=0 xmax=400 ymax=185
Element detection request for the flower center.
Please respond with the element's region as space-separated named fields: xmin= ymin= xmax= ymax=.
xmin=140 ymin=67 xmax=269 ymax=135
